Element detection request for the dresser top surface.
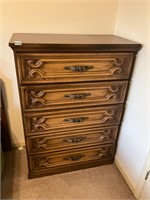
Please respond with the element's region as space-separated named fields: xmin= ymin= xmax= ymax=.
xmin=9 ymin=33 xmax=141 ymax=52
xmin=9 ymin=33 xmax=140 ymax=45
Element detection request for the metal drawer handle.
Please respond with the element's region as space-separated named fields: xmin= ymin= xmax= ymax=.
xmin=64 ymin=155 xmax=85 ymax=161
xmin=64 ymin=65 xmax=94 ymax=72
xmin=64 ymin=117 xmax=88 ymax=123
xmin=64 ymin=93 xmax=91 ymax=99
xmin=63 ymin=136 xmax=87 ymax=143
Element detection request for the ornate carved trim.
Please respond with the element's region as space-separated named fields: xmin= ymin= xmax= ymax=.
xmin=27 ymin=59 xmax=45 ymax=79
xmin=110 ymin=67 xmax=122 ymax=75
xmin=31 ymin=98 xmax=46 ymax=106
xmin=114 ymin=58 xmax=124 ymax=65
xmin=109 ymin=58 xmax=124 ymax=75
xmin=98 ymin=128 xmax=112 ymax=142
xmin=106 ymin=93 xmax=118 ymax=100
xmin=100 ymin=110 xmax=115 ymax=123
xmin=106 ymin=86 xmax=120 ymax=100
xmin=109 ymin=86 xmax=119 ymax=93
xmin=30 ymin=90 xmax=46 ymax=106
xmin=35 ymin=157 xmax=49 ymax=169
xmin=28 ymin=69 xmax=45 ymax=79
xmin=31 ymin=90 xmax=45 ymax=97
xmin=98 ymin=147 xmax=109 ymax=159
xmin=28 ymin=60 xmax=43 ymax=68
xmin=32 ymin=117 xmax=47 ymax=130
xmin=33 ymin=137 xmax=48 ymax=151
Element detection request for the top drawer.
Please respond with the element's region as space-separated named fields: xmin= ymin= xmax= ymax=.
xmin=16 ymin=53 xmax=133 ymax=84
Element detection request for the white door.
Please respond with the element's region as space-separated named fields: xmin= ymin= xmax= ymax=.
xmin=135 ymin=150 xmax=150 ymax=200
xmin=139 ymin=174 xmax=150 ymax=200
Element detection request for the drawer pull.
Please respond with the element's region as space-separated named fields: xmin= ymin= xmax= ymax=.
xmin=64 ymin=155 xmax=85 ymax=161
xmin=64 ymin=65 xmax=94 ymax=72
xmin=64 ymin=93 xmax=91 ymax=99
xmin=63 ymin=136 xmax=86 ymax=143
xmin=64 ymin=117 xmax=88 ymax=123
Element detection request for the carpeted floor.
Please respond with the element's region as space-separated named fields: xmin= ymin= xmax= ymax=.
xmin=1 ymin=149 xmax=135 ymax=200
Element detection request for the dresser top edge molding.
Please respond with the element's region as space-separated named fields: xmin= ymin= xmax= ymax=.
xmin=9 ymin=33 xmax=142 ymax=53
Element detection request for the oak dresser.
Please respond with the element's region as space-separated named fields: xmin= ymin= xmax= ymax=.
xmin=9 ymin=34 xmax=141 ymax=178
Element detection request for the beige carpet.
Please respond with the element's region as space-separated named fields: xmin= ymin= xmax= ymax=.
xmin=1 ymin=149 xmax=135 ymax=200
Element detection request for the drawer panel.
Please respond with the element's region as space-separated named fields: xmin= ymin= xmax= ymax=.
xmin=21 ymin=81 xmax=127 ymax=111
xmin=16 ymin=53 xmax=133 ymax=84
xmin=29 ymin=144 xmax=115 ymax=173
xmin=24 ymin=105 xmax=123 ymax=135
xmin=27 ymin=126 xmax=118 ymax=154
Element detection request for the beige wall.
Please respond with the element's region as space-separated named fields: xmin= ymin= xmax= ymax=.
xmin=114 ymin=0 xmax=149 ymax=197
xmin=1 ymin=0 xmax=149 ymax=197
xmin=1 ymin=0 xmax=118 ymax=146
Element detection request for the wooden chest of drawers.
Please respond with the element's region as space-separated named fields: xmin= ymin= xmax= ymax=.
xmin=9 ymin=34 xmax=141 ymax=178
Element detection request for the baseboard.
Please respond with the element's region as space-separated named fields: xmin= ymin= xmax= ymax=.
xmin=114 ymin=156 xmax=135 ymax=195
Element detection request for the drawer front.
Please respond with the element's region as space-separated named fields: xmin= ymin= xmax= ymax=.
xmin=16 ymin=53 xmax=133 ymax=84
xmin=21 ymin=81 xmax=127 ymax=111
xmin=24 ymin=105 xmax=123 ymax=135
xmin=29 ymin=144 xmax=115 ymax=173
xmin=27 ymin=126 xmax=118 ymax=154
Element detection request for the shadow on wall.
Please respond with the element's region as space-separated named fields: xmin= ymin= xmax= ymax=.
xmin=1 ymin=76 xmax=24 ymax=148
xmin=1 ymin=79 xmax=12 ymax=151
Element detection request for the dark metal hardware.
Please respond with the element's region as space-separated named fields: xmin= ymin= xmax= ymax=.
xmin=64 ymin=117 xmax=88 ymax=123
xmin=64 ymin=155 xmax=85 ymax=161
xmin=64 ymin=65 xmax=94 ymax=72
xmin=63 ymin=136 xmax=86 ymax=143
xmin=64 ymin=93 xmax=91 ymax=99
xmin=145 ymin=171 xmax=150 ymax=180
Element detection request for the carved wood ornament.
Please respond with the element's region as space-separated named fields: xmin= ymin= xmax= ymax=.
xmin=100 ymin=110 xmax=115 ymax=123
xmin=26 ymin=57 xmax=124 ymax=80
xmin=106 ymin=86 xmax=119 ymax=100
xmin=34 ymin=147 xmax=111 ymax=170
xmin=30 ymin=108 xmax=117 ymax=132
xmin=35 ymin=157 xmax=49 ymax=169
xmin=28 ymin=84 xmax=122 ymax=108
xmin=33 ymin=137 xmax=48 ymax=151
xmin=98 ymin=147 xmax=110 ymax=159
xmin=109 ymin=58 xmax=124 ymax=75
xmin=32 ymin=128 xmax=113 ymax=152
xmin=98 ymin=128 xmax=112 ymax=142
xmin=30 ymin=90 xmax=46 ymax=106
xmin=32 ymin=117 xmax=47 ymax=130
xmin=27 ymin=60 xmax=44 ymax=79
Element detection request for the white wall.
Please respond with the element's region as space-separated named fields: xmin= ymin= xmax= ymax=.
xmin=114 ymin=0 xmax=150 ymax=196
xmin=1 ymin=0 xmax=118 ymax=146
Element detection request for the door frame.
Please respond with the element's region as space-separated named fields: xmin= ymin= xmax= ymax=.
xmin=134 ymin=150 xmax=150 ymax=199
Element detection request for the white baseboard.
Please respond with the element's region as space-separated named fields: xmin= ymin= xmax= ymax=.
xmin=115 ymin=156 xmax=135 ymax=195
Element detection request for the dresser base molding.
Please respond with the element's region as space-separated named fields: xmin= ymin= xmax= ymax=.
xmin=28 ymin=158 xmax=113 ymax=179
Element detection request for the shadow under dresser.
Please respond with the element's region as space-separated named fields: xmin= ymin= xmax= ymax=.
xmin=9 ymin=34 xmax=141 ymax=178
